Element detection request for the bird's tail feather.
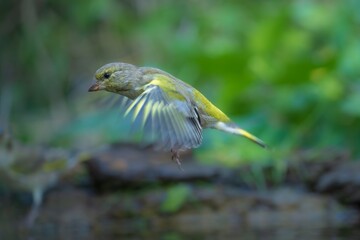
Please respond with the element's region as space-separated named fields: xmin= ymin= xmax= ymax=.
xmin=215 ymin=122 xmax=267 ymax=148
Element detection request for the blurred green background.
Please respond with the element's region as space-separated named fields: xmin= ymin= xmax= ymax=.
xmin=1 ymin=0 xmax=360 ymax=167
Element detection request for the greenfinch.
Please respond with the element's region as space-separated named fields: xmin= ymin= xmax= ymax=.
xmin=89 ymin=62 xmax=267 ymax=166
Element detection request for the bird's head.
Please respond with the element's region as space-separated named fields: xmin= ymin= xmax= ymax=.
xmin=89 ymin=62 xmax=141 ymax=93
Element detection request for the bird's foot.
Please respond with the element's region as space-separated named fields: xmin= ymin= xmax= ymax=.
xmin=171 ymin=149 xmax=183 ymax=171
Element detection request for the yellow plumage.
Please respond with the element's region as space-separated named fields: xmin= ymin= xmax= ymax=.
xmin=89 ymin=62 xmax=267 ymax=166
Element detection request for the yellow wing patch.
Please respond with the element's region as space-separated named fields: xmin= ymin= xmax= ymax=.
xmin=148 ymin=74 xmax=187 ymax=101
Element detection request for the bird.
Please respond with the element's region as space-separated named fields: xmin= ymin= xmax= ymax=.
xmin=88 ymin=62 xmax=267 ymax=166
xmin=0 ymin=129 xmax=89 ymax=227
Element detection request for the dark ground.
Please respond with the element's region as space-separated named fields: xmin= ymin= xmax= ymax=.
xmin=1 ymin=143 xmax=360 ymax=239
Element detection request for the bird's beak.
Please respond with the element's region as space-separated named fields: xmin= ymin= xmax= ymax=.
xmin=88 ymin=83 xmax=101 ymax=92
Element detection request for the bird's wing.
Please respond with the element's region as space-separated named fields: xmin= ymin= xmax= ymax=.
xmin=124 ymin=81 xmax=202 ymax=151
xmin=98 ymin=94 xmax=133 ymax=113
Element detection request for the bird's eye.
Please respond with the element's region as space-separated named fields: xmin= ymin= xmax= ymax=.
xmin=104 ymin=72 xmax=111 ymax=79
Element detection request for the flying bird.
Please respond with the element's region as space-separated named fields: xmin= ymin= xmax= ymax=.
xmin=88 ymin=62 xmax=267 ymax=166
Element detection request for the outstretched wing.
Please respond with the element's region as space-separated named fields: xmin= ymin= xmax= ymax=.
xmin=124 ymin=82 xmax=202 ymax=151
xmin=98 ymin=94 xmax=133 ymax=113
xmin=88 ymin=89 xmax=133 ymax=116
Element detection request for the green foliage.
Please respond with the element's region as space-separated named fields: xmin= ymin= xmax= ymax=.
xmin=161 ymin=184 xmax=191 ymax=213
xmin=1 ymin=0 xmax=360 ymax=169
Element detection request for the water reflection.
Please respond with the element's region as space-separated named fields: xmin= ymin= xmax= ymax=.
xmin=1 ymin=185 xmax=359 ymax=240
xmin=1 ymin=220 xmax=360 ymax=240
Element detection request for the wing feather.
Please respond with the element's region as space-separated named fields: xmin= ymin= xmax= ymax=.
xmin=124 ymin=84 xmax=202 ymax=151
xmin=167 ymin=107 xmax=186 ymax=148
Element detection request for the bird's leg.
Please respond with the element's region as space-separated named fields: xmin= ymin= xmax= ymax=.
xmin=171 ymin=149 xmax=183 ymax=171
xmin=24 ymin=188 xmax=43 ymax=228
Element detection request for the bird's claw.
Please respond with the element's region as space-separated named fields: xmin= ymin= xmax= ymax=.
xmin=171 ymin=150 xmax=183 ymax=171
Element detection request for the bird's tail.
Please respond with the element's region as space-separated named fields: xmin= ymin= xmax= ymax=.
xmin=214 ymin=122 xmax=267 ymax=148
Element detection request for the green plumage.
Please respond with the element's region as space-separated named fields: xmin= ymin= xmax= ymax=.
xmin=89 ymin=62 xmax=267 ymax=165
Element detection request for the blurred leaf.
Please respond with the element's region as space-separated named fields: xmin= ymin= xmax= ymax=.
xmin=341 ymin=92 xmax=360 ymax=117
xmin=292 ymin=0 xmax=336 ymax=31
xmin=338 ymin=40 xmax=360 ymax=77
xmin=161 ymin=184 xmax=191 ymax=214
